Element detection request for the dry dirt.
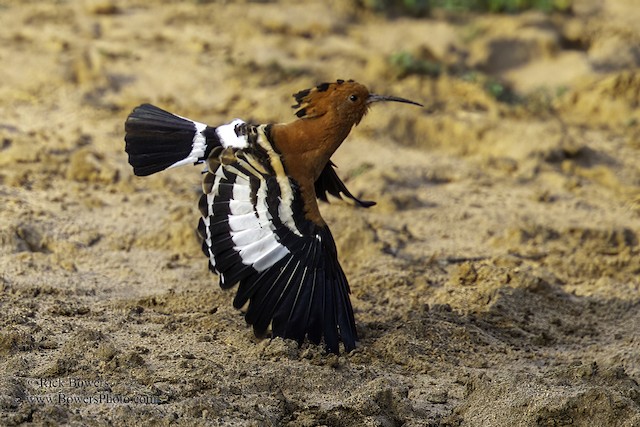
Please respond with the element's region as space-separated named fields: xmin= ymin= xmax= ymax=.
xmin=1 ymin=0 xmax=640 ymax=426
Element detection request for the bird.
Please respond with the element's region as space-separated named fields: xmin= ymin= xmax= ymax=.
xmin=124 ymin=79 xmax=422 ymax=354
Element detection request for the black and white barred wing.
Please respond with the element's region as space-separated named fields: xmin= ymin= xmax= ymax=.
xmin=125 ymin=104 xmax=357 ymax=353
xmin=315 ymin=161 xmax=376 ymax=208
xmin=198 ymin=137 xmax=357 ymax=353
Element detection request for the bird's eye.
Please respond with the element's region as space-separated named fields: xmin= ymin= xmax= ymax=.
xmin=349 ymin=94 xmax=358 ymax=102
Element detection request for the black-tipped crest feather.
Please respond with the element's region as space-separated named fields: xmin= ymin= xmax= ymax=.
xmin=291 ymin=79 xmax=354 ymax=119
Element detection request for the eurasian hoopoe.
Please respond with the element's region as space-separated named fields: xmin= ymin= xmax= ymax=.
xmin=124 ymin=79 xmax=422 ymax=354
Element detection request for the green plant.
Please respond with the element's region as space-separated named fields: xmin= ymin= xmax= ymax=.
xmin=360 ymin=0 xmax=572 ymax=16
xmin=389 ymin=51 xmax=442 ymax=78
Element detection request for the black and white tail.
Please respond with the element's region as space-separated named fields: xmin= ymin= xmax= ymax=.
xmin=124 ymin=104 xmax=222 ymax=176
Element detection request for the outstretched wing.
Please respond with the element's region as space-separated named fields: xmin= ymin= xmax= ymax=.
xmin=315 ymin=161 xmax=376 ymax=208
xmin=197 ymin=125 xmax=357 ymax=353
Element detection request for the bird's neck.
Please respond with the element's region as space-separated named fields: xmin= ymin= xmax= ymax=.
xmin=271 ymin=115 xmax=354 ymax=180
xmin=269 ymin=115 xmax=355 ymax=225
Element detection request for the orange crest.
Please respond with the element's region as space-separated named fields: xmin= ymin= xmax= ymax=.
xmin=291 ymin=79 xmax=371 ymax=122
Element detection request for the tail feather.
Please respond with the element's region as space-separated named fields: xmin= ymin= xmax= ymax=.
xmin=124 ymin=104 xmax=219 ymax=176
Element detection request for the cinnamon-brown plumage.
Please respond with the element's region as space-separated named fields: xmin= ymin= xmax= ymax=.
xmin=124 ymin=79 xmax=421 ymax=353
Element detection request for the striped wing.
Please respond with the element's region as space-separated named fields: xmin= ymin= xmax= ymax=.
xmin=315 ymin=161 xmax=376 ymax=208
xmin=197 ymin=125 xmax=357 ymax=353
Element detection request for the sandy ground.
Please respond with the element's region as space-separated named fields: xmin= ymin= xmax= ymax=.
xmin=1 ymin=0 xmax=640 ymax=425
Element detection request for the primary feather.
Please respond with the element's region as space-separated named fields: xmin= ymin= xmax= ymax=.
xmin=125 ymin=103 xmax=361 ymax=353
xmin=124 ymin=80 xmax=421 ymax=354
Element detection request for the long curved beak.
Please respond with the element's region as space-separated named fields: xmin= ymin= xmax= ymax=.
xmin=367 ymin=94 xmax=423 ymax=107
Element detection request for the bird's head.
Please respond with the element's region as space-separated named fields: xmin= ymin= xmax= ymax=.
xmin=292 ymin=79 xmax=422 ymax=129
